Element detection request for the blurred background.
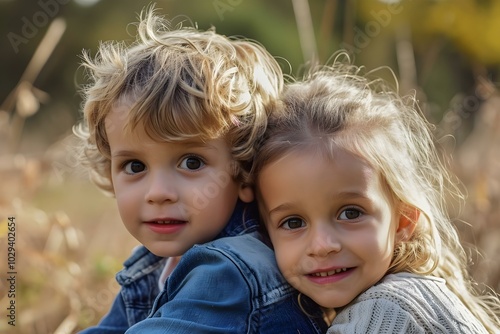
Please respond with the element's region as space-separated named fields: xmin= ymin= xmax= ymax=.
xmin=0 ymin=0 xmax=499 ymax=333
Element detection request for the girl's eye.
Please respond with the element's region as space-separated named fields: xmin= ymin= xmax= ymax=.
xmin=124 ymin=160 xmax=146 ymax=174
xmin=179 ymin=156 xmax=205 ymax=170
xmin=338 ymin=208 xmax=362 ymax=220
xmin=281 ymin=217 xmax=306 ymax=230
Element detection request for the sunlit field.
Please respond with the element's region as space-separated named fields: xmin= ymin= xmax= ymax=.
xmin=0 ymin=141 xmax=139 ymax=333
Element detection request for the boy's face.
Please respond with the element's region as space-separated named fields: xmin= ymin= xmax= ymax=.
xmin=258 ymin=149 xmax=408 ymax=309
xmin=105 ymin=103 xmax=253 ymax=257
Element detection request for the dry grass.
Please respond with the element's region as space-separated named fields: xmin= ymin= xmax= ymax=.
xmin=0 ymin=142 xmax=138 ymax=333
xmin=449 ymin=94 xmax=500 ymax=293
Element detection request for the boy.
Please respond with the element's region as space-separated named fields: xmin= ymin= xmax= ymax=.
xmin=76 ymin=8 xmax=327 ymax=334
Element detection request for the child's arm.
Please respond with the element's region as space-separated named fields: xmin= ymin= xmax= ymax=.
xmin=125 ymin=234 xmax=327 ymax=334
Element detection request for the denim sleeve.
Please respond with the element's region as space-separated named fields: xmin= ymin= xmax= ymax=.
xmin=79 ymin=292 xmax=129 ymax=334
xmin=125 ymin=246 xmax=254 ymax=334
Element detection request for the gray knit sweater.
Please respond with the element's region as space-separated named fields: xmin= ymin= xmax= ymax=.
xmin=327 ymin=272 xmax=489 ymax=333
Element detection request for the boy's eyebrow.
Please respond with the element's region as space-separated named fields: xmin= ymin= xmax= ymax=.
xmin=111 ymin=150 xmax=138 ymax=158
xmin=180 ymin=140 xmax=218 ymax=150
xmin=110 ymin=141 xmax=219 ymax=158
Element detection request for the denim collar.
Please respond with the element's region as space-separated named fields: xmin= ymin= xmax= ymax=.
xmin=215 ymin=200 xmax=259 ymax=238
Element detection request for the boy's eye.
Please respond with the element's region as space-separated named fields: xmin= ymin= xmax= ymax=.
xmin=124 ymin=160 xmax=146 ymax=174
xmin=338 ymin=208 xmax=362 ymax=220
xmin=179 ymin=156 xmax=205 ymax=170
xmin=281 ymin=217 xmax=306 ymax=230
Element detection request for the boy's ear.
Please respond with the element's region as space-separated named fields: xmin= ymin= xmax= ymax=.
xmin=396 ymin=205 xmax=419 ymax=242
xmin=238 ymin=184 xmax=254 ymax=203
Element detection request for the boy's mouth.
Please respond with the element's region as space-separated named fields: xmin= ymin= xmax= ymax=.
xmin=144 ymin=219 xmax=188 ymax=234
xmin=153 ymin=220 xmax=186 ymax=224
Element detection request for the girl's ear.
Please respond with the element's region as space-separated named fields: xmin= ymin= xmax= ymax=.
xmin=396 ymin=205 xmax=419 ymax=242
xmin=238 ymin=184 xmax=254 ymax=203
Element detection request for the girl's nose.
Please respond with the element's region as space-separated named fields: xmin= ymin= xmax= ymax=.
xmin=145 ymin=171 xmax=179 ymax=204
xmin=307 ymin=224 xmax=341 ymax=258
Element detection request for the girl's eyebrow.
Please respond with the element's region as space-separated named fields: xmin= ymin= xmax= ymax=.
xmin=335 ymin=191 xmax=371 ymax=201
xmin=267 ymin=191 xmax=372 ymax=218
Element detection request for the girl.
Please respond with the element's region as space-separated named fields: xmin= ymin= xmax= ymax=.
xmin=253 ymin=63 xmax=500 ymax=333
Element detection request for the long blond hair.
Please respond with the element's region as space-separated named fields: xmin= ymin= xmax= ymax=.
xmin=253 ymin=62 xmax=500 ymax=332
xmin=75 ymin=7 xmax=282 ymax=194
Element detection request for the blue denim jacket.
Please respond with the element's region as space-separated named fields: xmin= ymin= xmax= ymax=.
xmin=80 ymin=201 xmax=327 ymax=333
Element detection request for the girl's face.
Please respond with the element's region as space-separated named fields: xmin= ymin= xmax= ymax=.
xmin=258 ymin=148 xmax=408 ymax=309
xmin=105 ymin=102 xmax=253 ymax=257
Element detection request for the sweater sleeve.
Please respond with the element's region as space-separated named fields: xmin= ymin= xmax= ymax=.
xmin=327 ymin=298 xmax=426 ymax=334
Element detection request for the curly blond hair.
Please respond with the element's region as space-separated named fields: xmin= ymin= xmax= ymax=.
xmin=253 ymin=62 xmax=500 ymax=332
xmin=75 ymin=7 xmax=282 ymax=194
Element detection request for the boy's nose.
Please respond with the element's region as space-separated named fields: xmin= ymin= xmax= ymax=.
xmin=145 ymin=171 xmax=179 ymax=204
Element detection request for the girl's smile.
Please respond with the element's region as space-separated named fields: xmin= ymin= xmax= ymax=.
xmin=306 ymin=266 xmax=355 ymax=284
xmin=258 ymin=148 xmax=403 ymax=309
